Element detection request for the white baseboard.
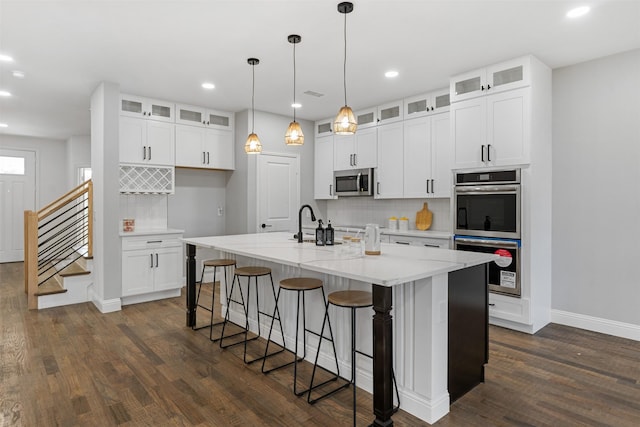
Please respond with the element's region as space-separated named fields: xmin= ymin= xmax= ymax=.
xmin=551 ymin=309 xmax=640 ymax=341
xmin=91 ymin=296 xmax=122 ymax=313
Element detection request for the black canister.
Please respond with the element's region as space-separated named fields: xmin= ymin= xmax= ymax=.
xmin=325 ymin=221 xmax=334 ymax=246
xmin=315 ymin=219 xmax=325 ymax=246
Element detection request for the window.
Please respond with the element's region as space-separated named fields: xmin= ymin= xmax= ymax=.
xmin=0 ymin=156 xmax=25 ymax=175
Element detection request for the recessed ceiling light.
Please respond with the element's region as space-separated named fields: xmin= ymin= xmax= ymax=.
xmin=385 ymin=70 xmax=399 ymax=78
xmin=0 ymin=123 xmax=8 ymax=128
xmin=0 ymin=54 xmax=14 ymax=62
xmin=0 ymin=91 xmax=12 ymax=97
xmin=291 ymin=103 xmax=302 ymax=108
xmin=567 ymin=6 xmax=590 ymax=18
xmin=12 ymin=71 xmax=25 ymax=78
xmin=201 ymin=82 xmax=215 ymax=90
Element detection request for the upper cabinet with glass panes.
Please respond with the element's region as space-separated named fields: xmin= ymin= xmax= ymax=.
xmin=175 ymin=104 xmax=234 ymax=131
xmin=450 ymin=56 xmax=531 ymax=103
xmin=404 ymin=88 xmax=450 ymax=119
xmin=120 ymin=94 xmax=174 ymax=122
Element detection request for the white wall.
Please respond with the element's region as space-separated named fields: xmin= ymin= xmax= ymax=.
xmin=226 ymin=109 xmax=324 ymax=234
xmin=65 ymin=135 xmax=91 ymax=188
xmin=168 ymin=168 xmax=227 ymax=238
xmin=0 ymin=134 xmax=68 ymax=208
xmin=552 ymin=48 xmax=640 ymax=328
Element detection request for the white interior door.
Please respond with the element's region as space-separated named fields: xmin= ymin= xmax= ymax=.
xmin=257 ymin=153 xmax=299 ymax=233
xmin=0 ymin=149 xmax=36 ymax=262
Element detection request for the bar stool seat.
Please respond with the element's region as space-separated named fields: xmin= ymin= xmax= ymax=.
xmin=262 ymin=277 xmax=341 ymax=397
xmin=220 ymin=265 xmax=285 ymax=365
xmin=192 ymin=258 xmax=236 ymax=342
xmin=310 ymin=289 xmax=400 ymax=426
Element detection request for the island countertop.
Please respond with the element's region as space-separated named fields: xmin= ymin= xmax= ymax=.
xmin=182 ymin=232 xmax=495 ymax=287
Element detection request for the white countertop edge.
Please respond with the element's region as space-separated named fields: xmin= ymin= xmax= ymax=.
xmin=120 ymin=228 xmax=184 ymax=237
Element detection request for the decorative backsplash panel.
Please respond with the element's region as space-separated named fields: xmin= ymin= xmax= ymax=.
xmin=119 ymin=165 xmax=174 ymax=194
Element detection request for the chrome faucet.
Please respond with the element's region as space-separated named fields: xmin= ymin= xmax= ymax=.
xmin=297 ymin=204 xmax=317 ymax=243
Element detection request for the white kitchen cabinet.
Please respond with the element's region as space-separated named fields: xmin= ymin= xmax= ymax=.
xmin=355 ymin=107 xmax=378 ymax=129
xmin=451 ymin=87 xmax=529 ymax=169
xmin=375 ymin=121 xmax=404 ymax=199
xmin=314 ymin=135 xmax=336 ymax=200
xmin=175 ymin=124 xmax=234 ymax=170
xmin=175 ymin=104 xmax=234 ymax=131
xmin=119 ymin=116 xmax=175 ymax=166
xmin=403 ymin=112 xmax=451 ymax=198
xmin=450 ymin=56 xmax=531 ymax=103
xmin=120 ymin=94 xmax=174 ymax=122
xmin=377 ymin=100 xmax=403 ymax=125
xmin=121 ymin=233 xmax=182 ymax=299
xmin=333 ymin=127 xmax=377 ymax=171
xmin=404 ymin=88 xmax=450 ymax=119
xmin=315 ymin=118 xmax=334 ymax=138
xmin=387 ymin=234 xmax=450 ymax=249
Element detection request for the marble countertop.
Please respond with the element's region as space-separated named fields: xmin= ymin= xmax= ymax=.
xmin=183 ymin=232 xmax=494 ymax=287
xmin=119 ymin=228 xmax=184 ymax=237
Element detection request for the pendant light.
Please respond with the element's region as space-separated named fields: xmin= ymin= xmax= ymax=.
xmin=333 ymin=2 xmax=357 ymax=135
xmin=245 ymin=58 xmax=262 ymax=154
xmin=285 ymin=34 xmax=304 ymax=146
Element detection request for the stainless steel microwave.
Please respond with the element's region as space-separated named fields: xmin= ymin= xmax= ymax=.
xmin=334 ymin=168 xmax=374 ymax=196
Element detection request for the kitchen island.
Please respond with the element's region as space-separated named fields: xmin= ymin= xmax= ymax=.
xmin=183 ymin=232 xmax=494 ymax=425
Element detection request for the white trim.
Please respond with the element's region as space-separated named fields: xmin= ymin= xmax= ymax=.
xmin=90 ymin=296 xmax=122 ymax=313
xmin=551 ymin=309 xmax=640 ymax=342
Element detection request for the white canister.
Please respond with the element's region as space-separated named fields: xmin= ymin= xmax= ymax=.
xmin=387 ymin=217 xmax=398 ymax=230
xmin=398 ymin=217 xmax=409 ymax=231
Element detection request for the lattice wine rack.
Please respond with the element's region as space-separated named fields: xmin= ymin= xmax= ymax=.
xmin=119 ymin=165 xmax=174 ymax=194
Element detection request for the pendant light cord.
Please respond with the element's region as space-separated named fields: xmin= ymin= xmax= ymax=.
xmin=343 ymin=10 xmax=348 ymax=107
xmin=293 ymin=41 xmax=297 ymax=122
xmin=252 ymin=63 xmax=256 ymax=133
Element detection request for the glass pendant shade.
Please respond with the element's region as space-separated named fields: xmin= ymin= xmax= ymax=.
xmin=334 ymin=106 xmax=357 ymax=135
xmin=245 ymin=132 xmax=262 ymax=154
xmin=285 ymin=121 xmax=304 ymax=145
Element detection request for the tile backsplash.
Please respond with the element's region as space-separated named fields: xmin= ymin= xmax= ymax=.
xmin=119 ymin=194 xmax=168 ymax=231
xmin=326 ymin=198 xmax=451 ymax=231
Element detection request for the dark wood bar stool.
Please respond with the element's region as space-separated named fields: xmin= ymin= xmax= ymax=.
xmin=309 ymin=290 xmax=400 ymax=426
xmin=192 ymin=258 xmax=236 ymax=341
xmin=262 ymin=277 xmax=341 ymax=397
xmin=219 ymin=266 xmax=285 ymax=365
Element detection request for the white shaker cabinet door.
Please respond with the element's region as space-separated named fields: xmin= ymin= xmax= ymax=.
xmin=153 ymin=247 xmax=182 ymax=291
xmin=403 ymin=116 xmax=431 ymax=198
xmin=204 ymin=129 xmax=234 ymax=170
xmin=122 ymin=249 xmax=154 ymax=296
xmin=175 ymin=125 xmax=206 ymax=168
xmin=146 ymin=120 xmax=175 ymax=166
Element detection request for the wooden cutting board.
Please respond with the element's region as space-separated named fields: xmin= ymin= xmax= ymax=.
xmin=415 ymin=202 xmax=433 ymax=230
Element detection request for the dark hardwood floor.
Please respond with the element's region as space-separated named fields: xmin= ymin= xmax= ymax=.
xmin=1 ymin=261 xmax=639 ymax=426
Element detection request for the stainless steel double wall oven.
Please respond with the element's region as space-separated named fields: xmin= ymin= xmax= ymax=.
xmin=454 ymin=169 xmax=522 ymax=297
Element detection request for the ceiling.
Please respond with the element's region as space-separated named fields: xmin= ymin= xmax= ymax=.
xmin=1 ymin=0 xmax=639 ymax=141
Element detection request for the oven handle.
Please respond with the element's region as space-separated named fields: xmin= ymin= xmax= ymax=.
xmin=455 ymin=237 xmax=519 ymax=249
xmin=455 ymin=185 xmax=519 ymax=193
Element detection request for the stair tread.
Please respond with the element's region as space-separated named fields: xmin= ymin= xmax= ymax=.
xmin=36 ymin=275 xmax=67 ymax=296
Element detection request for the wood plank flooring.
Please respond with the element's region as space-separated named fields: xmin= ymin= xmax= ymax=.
xmin=1 ymin=261 xmax=639 ymax=426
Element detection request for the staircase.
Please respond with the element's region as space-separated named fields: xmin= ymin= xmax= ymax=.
xmin=24 ymin=180 xmax=94 ymax=309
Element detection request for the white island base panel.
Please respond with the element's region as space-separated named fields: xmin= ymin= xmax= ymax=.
xmin=219 ymin=254 xmax=451 ymax=424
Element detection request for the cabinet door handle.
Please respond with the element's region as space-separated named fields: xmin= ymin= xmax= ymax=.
xmin=430 ymin=106 xmax=434 ymax=111
xmin=150 ymin=254 xmax=153 ymax=268
xmin=377 ymin=182 xmax=380 ymax=195
xmin=426 ymin=179 xmax=429 ymax=194
xmin=155 ymin=253 xmax=158 ymax=267
xmin=329 ymin=184 xmax=333 ymax=196
xmin=431 ymin=179 xmax=435 ymax=194
xmin=395 ymin=241 xmax=410 ymax=245
xmin=203 ymin=152 xmax=206 ymax=164
xmin=487 ymin=144 xmax=491 ymax=162
xmin=143 ymin=146 xmax=147 ymax=160
xmin=207 ymin=152 xmax=210 ymax=164
xmin=424 ymin=244 xmax=439 ymax=248
xmin=349 ymin=154 xmax=353 ymax=166
xmin=481 ymin=145 xmax=485 ymax=162
xmin=353 ymin=153 xmax=357 ymax=166
xmin=487 ymin=84 xmax=491 ymax=90
xmin=481 ymin=85 xmax=485 ymax=91
xmin=148 ymin=146 xmax=151 ymax=160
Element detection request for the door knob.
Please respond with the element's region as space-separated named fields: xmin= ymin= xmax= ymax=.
xmin=261 ymin=223 xmax=272 ymax=229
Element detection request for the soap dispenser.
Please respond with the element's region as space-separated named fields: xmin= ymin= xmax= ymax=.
xmin=315 ymin=219 xmax=325 ymax=246
xmin=325 ymin=221 xmax=334 ymax=246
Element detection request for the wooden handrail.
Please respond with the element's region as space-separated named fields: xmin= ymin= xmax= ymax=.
xmin=38 ymin=180 xmax=92 ymax=221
